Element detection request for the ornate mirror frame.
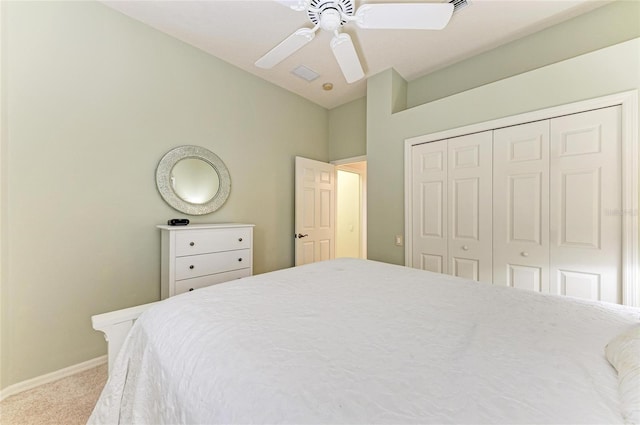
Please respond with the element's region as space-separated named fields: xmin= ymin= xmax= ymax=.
xmin=156 ymin=145 xmax=231 ymax=215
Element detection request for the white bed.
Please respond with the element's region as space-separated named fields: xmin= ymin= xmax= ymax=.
xmin=88 ymin=258 xmax=639 ymax=424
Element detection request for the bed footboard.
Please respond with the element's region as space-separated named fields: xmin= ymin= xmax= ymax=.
xmin=92 ymin=302 xmax=159 ymax=373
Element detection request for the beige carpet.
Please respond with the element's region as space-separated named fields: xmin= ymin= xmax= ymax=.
xmin=0 ymin=363 xmax=107 ymax=425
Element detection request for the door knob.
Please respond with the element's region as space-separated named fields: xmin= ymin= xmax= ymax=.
xmin=296 ymin=233 xmax=309 ymax=238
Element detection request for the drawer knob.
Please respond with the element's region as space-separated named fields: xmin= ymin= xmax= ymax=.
xmin=189 ymin=242 xmax=195 ymax=247
xmin=189 ymin=288 xmax=194 ymax=292
xmin=238 ymin=258 xmax=243 ymax=262
xmin=462 ymin=245 xmax=469 ymax=251
xmin=238 ymin=237 xmax=243 ymax=242
xmin=189 ymin=265 xmax=195 ymax=269
xmin=521 ymin=251 xmax=529 ymax=257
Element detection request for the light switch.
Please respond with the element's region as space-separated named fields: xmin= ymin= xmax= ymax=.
xmin=395 ymin=235 xmax=403 ymax=246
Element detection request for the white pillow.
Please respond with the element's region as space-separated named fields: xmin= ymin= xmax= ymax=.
xmin=606 ymin=325 xmax=640 ymax=425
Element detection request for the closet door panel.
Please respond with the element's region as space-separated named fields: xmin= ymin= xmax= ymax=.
xmin=493 ymin=121 xmax=550 ymax=292
xmin=448 ymin=131 xmax=493 ymax=283
xmin=508 ymin=265 xmax=542 ymax=292
xmin=453 ymin=258 xmax=479 ymax=280
xmin=412 ymin=142 xmax=448 ymax=273
xmin=550 ymin=106 xmax=622 ymax=303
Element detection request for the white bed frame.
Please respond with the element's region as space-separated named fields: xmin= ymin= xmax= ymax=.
xmin=92 ymin=302 xmax=159 ymax=373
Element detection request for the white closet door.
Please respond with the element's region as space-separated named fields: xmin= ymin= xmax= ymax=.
xmin=549 ymin=106 xmax=622 ymax=303
xmin=448 ymin=131 xmax=493 ymax=282
xmin=411 ymin=141 xmax=448 ymax=273
xmin=493 ymin=121 xmax=550 ymax=293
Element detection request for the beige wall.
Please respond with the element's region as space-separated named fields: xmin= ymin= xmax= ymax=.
xmin=366 ymin=38 xmax=640 ymax=268
xmin=328 ymin=97 xmax=366 ymax=161
xmin=407 ymin=0 xmax=640 ymax=107
xmin=0 ymin=0 xmax=7 ymax=393
xmin=1 ymin=1 xmax=328 ymax=389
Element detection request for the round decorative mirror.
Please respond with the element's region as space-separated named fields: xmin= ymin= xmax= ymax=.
xmin=156 ymin=145 xmax=231 ymax=215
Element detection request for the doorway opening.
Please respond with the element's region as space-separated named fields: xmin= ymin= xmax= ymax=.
xmin=333 ymin=158 xmax=367 ymax=259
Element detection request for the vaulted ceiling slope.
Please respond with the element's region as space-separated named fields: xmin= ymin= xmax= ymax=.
xmin=101 ymin=0 xmax=610 ymax=109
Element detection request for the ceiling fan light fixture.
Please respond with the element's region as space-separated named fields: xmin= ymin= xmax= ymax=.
xmin=307 ymin=0 xmax=353 ymax=26
xmin=330 ymin=33 xmax=364 ymax=84
xmin=319 ymin=8 xmax=342 ymax=32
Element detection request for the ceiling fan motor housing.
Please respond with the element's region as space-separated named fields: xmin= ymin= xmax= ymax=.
xmin=307 ymin=0 xmax=355 ymax=28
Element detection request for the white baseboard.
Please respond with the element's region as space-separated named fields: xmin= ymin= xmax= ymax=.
xmin=0 ymin=355 xmax=107 ymax=401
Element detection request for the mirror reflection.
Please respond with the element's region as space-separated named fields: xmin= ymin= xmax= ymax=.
xmin=156 ymin=145 xmax=231 ymax=215
xmin=171 ymin=158 xmax=220 ymax=204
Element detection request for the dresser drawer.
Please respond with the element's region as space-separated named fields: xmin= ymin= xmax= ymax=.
xmin=175 ymin=228 xmax=251 ymax=257
xmin=175 ymin=249 xmax=251 ymax=280
xmin=174 ymin=268 xmax=252 ymax=295
xmin=159 ymin=223 xmax=254 ymax=299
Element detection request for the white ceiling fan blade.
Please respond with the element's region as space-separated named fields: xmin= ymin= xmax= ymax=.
xmin=330 ymin=33 xmax=364 ymax=84
xmin=355 ymin=3 xmax=454 ymax=30
xmin=255 ymin=28 xmax=315 ymax=69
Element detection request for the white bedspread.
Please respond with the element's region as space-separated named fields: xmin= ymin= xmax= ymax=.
xmin=89 ymin=258 xmax=640 ymax=424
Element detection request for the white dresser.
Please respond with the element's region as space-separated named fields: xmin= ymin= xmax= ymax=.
xmin=158 ymin=223 xmax=255 ymax=299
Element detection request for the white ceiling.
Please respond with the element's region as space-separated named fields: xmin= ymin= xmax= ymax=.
xmin=101 ymin=0 xmax=610 ymax=109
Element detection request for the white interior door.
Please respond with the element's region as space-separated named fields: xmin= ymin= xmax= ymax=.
xmin=411 ymin=141 xmax=448 ymax=273
xmin=493 ymin=120 xmax=550 ymax=293
xmin=295 ymin=156 xmax=336 ymax=266
xmin=447 ymin=131 xmax=493 ymax=282
xmin=549 ymin=106 xmax=622 ymax=303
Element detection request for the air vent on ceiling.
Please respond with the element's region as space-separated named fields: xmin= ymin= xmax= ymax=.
xmin=291 ymin=65 xmax=320 ymax=82
xmin=449 ymin=0 xmax=470 ymax=13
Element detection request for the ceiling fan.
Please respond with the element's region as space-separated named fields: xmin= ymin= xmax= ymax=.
xmin=255 ymin=0 xmax=455 ymax=84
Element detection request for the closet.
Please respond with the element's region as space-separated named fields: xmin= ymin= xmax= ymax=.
xmin=410 ymin=106 xmax=622 ymax=304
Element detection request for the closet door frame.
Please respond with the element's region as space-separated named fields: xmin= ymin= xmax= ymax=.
xmin=404 ymin=90 xmax=639 ymax=307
